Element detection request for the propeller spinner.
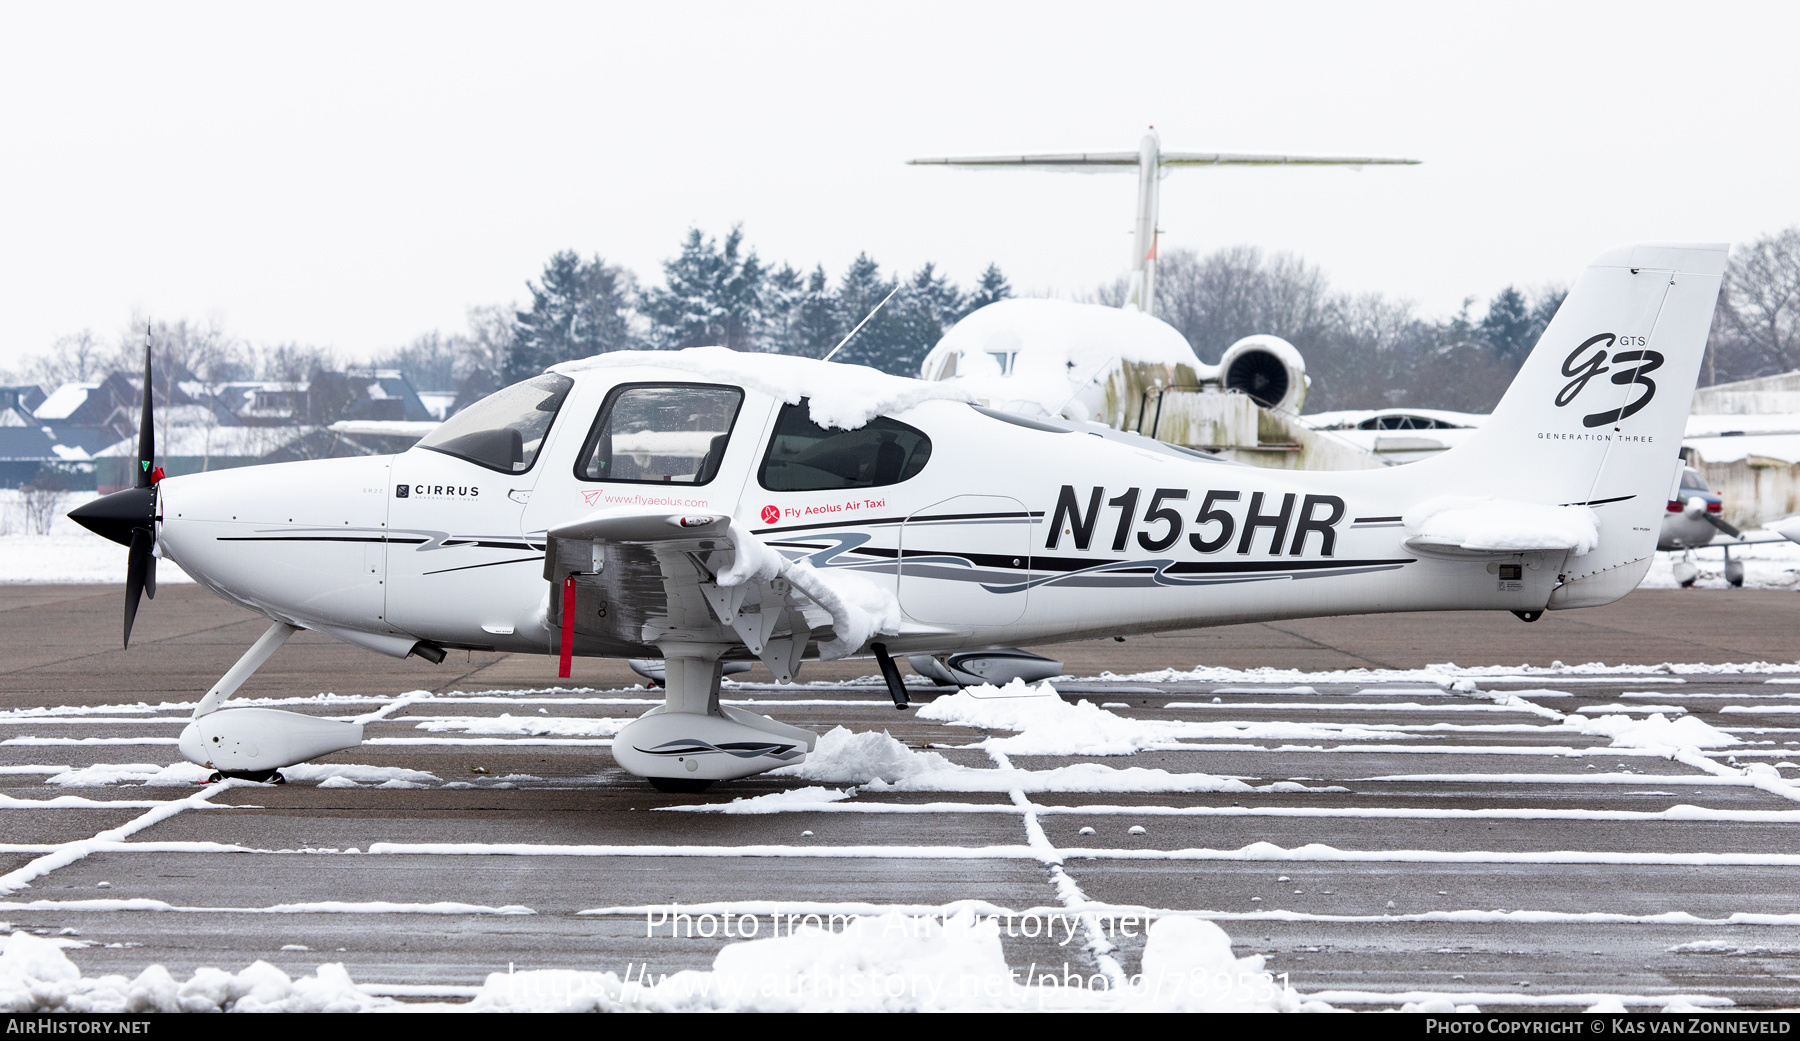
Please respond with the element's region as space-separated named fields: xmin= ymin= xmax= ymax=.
xmin=68 ymin=327 xmax=160 ymax=647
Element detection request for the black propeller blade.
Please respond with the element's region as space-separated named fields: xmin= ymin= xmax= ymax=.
xmin=67 ymin=326 xmax=158 ymax=648
xmin=1703 ymin=512 xmax=1743 ymax=540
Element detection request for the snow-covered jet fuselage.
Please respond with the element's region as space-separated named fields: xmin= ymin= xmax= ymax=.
xmin=81 ymin=244 xmax=1728 ymax=790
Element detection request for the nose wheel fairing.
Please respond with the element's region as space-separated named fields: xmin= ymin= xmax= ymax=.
xmin=178 ymin=707 xmax=363 ymax=774
xmin=173 ymin=620 xmax=367 ymax=777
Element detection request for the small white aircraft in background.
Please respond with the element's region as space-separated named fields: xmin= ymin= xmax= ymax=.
xmin=1657 ymin=461 xmax=1800 ymax=587
xmin=74 ymin=243 xmax=1727 ymax=792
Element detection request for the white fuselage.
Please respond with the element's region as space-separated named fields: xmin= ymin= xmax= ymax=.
xmin=157 ymin=372 xmax=1589 ymax=663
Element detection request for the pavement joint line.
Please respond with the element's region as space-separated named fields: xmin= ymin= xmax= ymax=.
xmin=3 ymin=737 xmax=179 ymax=745
xmin=0 ymin=897 xmax=537 ymax=914
xmin=1156 ymin=743 xmax=1711 ymax=755
xmin=1246 ymin=622 xmax=1392 ymax=670
xmin=570 ymin=902 xmax=1800 ymax=928
xmin=1306 ymin=991 xmax=1733 ymax=1009
xmin=1065 ymin=908 xmax=1800 ymax=927
xmin=0 ymin=615 xmax=281 ymax=679
xmin=578 ymin=900 xmax=1089 ymax=918
xmin=988 ymin=745 xmax=1126 ymax=988
xmin=0 ymin=718 xmax=192 ymax=725
xmin=1355 ymin=771 xmax=1788 ymax=783
xmin=0 ymin=781 xmax=237 ymax=895
xmin=1161 ymin=702 xmax=1557 ymax=712
xmin=0 ymin=794 xmax=187 ymax=808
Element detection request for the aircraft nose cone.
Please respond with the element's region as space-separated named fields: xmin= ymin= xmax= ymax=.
xmin=68 ymin=486 xmax=156 ymax=546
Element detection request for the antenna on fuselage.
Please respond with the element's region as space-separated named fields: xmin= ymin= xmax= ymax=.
xmin=821 ymin=283 xmax=902 ymax=363
xmin=909 ymin=128 xmax=1419 ymax=316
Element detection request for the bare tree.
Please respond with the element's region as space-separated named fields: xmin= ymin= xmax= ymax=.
xmin=25 ymin=330 xmax=109 ymax=387
xmin=1707 ymin=227 xmax=1800 ymax=383
xmin=19 ymin=471 xmax=70 ymax=535
xmin=1155 ymin=247 xmax=1334 ymax=363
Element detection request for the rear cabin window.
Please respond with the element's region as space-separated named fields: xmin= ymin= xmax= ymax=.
xmin=576 ymin=383 xmax=744 ymax=484
xmin=758 ymin=401 xmax=932 ymax=491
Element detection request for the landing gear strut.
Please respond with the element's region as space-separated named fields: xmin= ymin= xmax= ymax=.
xmin=177 ymin=620 xmax=364 ymax=776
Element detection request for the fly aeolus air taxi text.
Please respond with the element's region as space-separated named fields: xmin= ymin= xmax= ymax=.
xmin=70 ymin=243 xmax=1728 ymax=792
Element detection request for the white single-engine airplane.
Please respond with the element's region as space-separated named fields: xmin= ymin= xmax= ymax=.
xmin=72 ymin=243 xmax=1726 ymax=792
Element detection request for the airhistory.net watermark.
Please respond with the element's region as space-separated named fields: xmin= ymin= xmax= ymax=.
xmin=643 ymin=905 xmax=1158 ymax=946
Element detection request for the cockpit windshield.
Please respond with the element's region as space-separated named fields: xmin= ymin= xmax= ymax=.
xmin=416 ymin=373 xmax=573 ymax=473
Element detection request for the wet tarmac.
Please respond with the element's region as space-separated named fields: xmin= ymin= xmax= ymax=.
xmin=4 ymin=584 xmax=1800 ymax=1010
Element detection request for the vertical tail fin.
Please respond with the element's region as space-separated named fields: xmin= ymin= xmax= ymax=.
xmin=1422 ymin=243 xmax=1728 ymax=605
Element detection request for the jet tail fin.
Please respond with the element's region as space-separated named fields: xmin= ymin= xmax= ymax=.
xmin=1419 ymin=243 xmax=1727 ymax=607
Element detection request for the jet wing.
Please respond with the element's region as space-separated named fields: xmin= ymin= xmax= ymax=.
xmin=906 ymin=152 xmax=1419 ymax=170
xmin=1159 ymin=152 xmax=1420 ymax=168
xmin=542 ymin=509 xmax=899 ymax=682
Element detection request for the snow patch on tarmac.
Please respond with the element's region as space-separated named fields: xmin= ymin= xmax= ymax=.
xmin=916 ymin=679 xmax=1403 ymax=754
xmin=44 ymin=763 xmax=212 ymax=787
xmin=1568 ymin=711 xmax=1739 ymax=750
xmin=774 ymin=727 xmax=1341 ymax=794
xmin=2 ymin=915 xmax=1306 ymax=1012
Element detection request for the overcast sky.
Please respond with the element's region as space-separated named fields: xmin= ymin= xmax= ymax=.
xmin=2 ymin=0 xmax=1795 ymax=371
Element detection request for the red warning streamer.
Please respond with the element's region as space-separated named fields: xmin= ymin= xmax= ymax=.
xmin=558 ymin=574 xmax=577 ymax=678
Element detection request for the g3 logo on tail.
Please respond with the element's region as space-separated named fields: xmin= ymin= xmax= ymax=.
xmin=1556 ymin=333 xmax=1663 ymax=428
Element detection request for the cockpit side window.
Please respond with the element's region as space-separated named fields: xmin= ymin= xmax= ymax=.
xmin=575 ymin=383 xmax=744 ymax=484
xmin=757 ymin=400 xmax=932 ymax=491
xmin=416 ymin=373 xmax=572 ymax=474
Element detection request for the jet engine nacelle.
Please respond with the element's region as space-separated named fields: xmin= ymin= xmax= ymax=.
xmin=920 ymin=299 xmax=1310 ymax=424
xmin=1215 ymin=334 xmax=1308 ymax=414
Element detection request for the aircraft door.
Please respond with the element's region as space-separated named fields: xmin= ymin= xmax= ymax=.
xmin=898 ymin=495 xmax=1030 ymax=625
xmin=520 ymin=382 xmax=769 ymax=540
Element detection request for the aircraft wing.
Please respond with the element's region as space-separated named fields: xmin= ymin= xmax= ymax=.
xmin=1159 ymin=152 xmax=1420 ymax=167
xmin=542 ymin=509 xmax=899 ymax=682
xmin=907 ymin=152 xmax=1141 ymax=170
xmin=1684 ymin=528 xmax=1800 ymax=549
xmin=907 ymin=152 xmax=1419 ymax=170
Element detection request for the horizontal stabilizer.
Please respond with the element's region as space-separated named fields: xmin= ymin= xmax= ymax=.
xmin=1403 ymin=497 xmax=1601 ymax=557
xmin=908 ymin=152 xmax=1419 ymax=170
